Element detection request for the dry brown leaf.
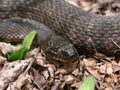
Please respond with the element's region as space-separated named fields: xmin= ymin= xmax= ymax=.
xmin=0 ymin=56 xmax=7 ymax=65
xmin=106 ymin=64 xmax=113 ymax=75
xmin=64 ymin=75 xmax=75 ymax=84
xmin=0 ymin=42 xmax=21 ymax=55
xmin=7 ymin=74 xmax=30 ymax=90
xmin=0 ymin=58 xmax=31 ymax=89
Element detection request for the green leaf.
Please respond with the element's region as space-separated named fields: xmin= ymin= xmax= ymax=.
xmin=8 ymin=47 xmax=28 ymax=62
xmin=22 ymin=31 xmax=36 ymax=49
xmin=78 ymin=76 xmax=95 ymax=90
xmin=8 ymin=31 xmax=36 ymax=62
xmin=13 ymin=16 xmax=21 ymax=19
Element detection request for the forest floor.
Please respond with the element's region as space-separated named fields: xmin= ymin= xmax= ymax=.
xmin=0 ymin=0 xmax=120 ymax=90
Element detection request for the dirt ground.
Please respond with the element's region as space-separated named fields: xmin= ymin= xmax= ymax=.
xmin=0 ymin=0 xmax=120 ymax=90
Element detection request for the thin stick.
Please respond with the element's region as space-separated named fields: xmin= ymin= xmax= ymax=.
xmin=23 ymin=48 xmax=40 ymax=75
xmin=112 ymin=39 xmax=120 ymax=48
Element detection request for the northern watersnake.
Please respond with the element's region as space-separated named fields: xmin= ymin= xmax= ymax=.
xmin=0 ymin=0 xmax=120 ymax=61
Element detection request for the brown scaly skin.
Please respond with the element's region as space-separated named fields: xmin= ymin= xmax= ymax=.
xmin=0 ymin=0 xmax=120 ymax=58
xmin=0 ymin=18 xmax=78 ymax=62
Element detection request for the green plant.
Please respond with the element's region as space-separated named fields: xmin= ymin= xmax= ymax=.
xmin=78 ymin=76 xmax=95 ymax=90
xmin=8 ymin=31 xmax=36 ymax=62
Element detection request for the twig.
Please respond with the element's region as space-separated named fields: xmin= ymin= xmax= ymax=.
xmin=23 ymin=48 xmax=40 ymax=75
xmin=112 ymin=39 xmax=120 ymax=48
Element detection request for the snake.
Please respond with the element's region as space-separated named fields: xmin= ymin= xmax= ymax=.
xmin=0 ymin=0 xmax=120 ymax=62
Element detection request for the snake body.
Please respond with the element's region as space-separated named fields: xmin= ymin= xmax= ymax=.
xmin=0 ymin=0 xmax=120 ymax=61
xmin=0 ymin=18 xmax=78 ymax=62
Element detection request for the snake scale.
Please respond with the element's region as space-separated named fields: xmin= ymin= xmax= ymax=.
xmin=0 ymin=0 xmax=120 ymax=62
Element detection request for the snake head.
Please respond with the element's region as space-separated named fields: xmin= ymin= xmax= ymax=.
xmin=42 ymin=43 xmax=79 ymax=62
xmin=35 ymin=23 xmax=79 ymax=62
xmin=55 ymin=43 xmax=79 ymax=62
xmin=38 ymin=35 xmax=79 ymax=62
